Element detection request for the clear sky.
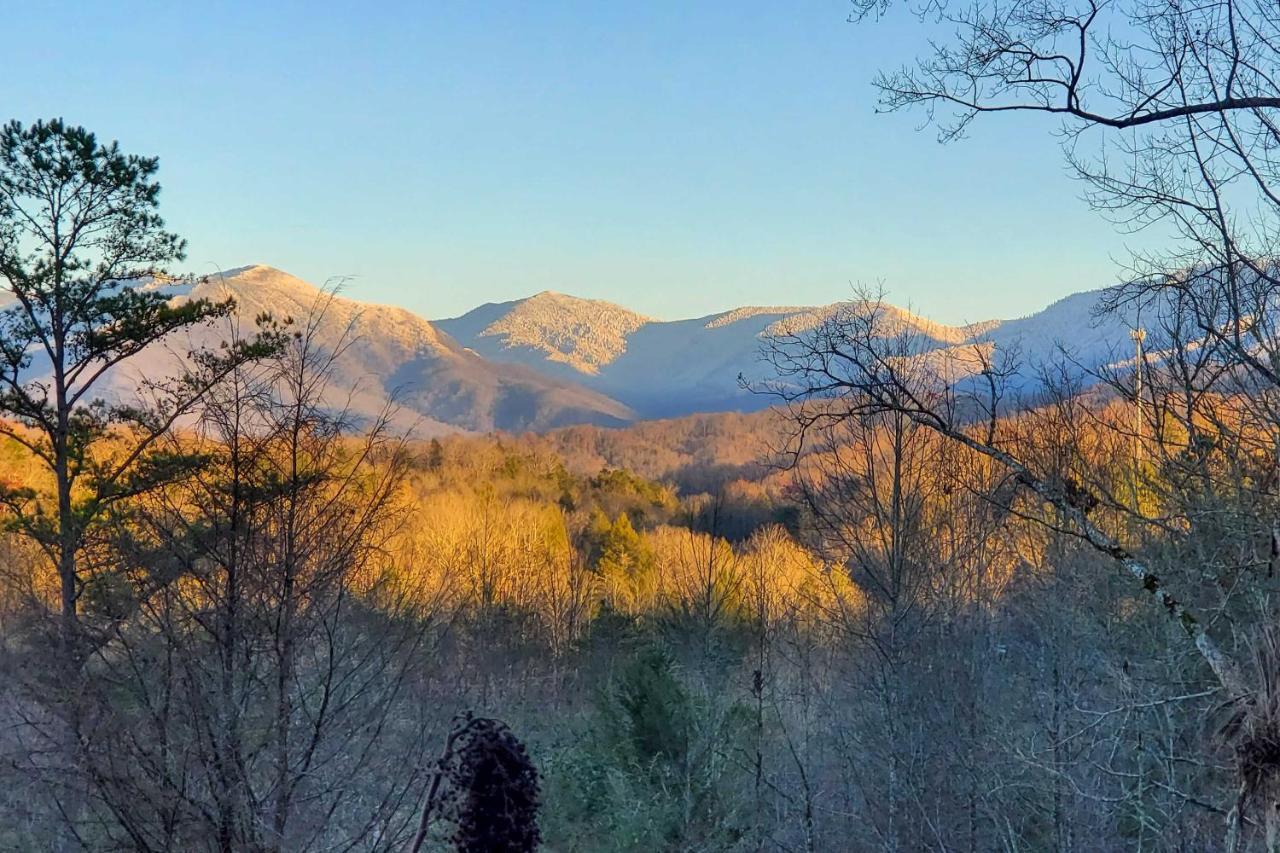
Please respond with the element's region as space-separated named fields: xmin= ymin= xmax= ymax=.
xmin=6 ymin=0 xmax=1154 ymax=324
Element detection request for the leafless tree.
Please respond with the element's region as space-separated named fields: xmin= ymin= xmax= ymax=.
xmin=753 ymin=282 xmax=1280 ymax=844
xmin=37 ymin=299 xmax=440 ymax=851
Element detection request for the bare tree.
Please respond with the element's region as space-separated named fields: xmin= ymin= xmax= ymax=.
xmin=752 ymin=285 xmax=1280 ymax=843
xmin=60 ymin=301 xmax=435 ymax=851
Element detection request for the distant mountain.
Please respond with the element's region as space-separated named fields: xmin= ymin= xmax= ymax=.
xmin=437 ymin=291 xmax=652 ymax=376
xmin=76 ymin=266 xmax=636 ymax=435
xmin=20 ymin=265 xmax=1146 ymax=434
xmin=438 ymin=289 xmax=1139 ymax=418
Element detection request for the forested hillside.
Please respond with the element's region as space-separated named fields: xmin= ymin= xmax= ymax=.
xmin=3 ymin=327 xmax=1274 ymax=848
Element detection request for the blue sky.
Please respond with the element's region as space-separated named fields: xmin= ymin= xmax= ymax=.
xmin=6 ymin=1 xmax=1152 ymax=323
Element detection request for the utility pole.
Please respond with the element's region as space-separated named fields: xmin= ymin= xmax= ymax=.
xmin=1130 ymin=327 xmax=1147 ymax=508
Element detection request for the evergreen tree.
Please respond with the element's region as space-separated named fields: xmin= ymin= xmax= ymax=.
xmin=595 ymin=513 xmax=656 ymax=612
xmin=427 ymin=437 xmax=445 ymax=471
xmin=0 ymin=118 xmax=279 ymax=664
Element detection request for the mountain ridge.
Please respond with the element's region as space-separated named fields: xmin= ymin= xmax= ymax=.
xmin=73 ymin=266 xmax=638 ymax=436
xmin=9 ymin=264 xmax=1141 ymax=435
xmin=437 ymin=282 xmax=1135 ymax=418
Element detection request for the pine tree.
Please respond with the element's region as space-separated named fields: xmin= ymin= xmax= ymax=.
xmin=0 ymin=118 xmax=280 ymax=666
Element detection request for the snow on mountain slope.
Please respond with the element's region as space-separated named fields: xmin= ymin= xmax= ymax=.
xmin=437 ymin=292 xmax=652 ymax=377
xmin=437 ymin=285 xmax=1156 ymax=418
xmin=978 ymin=288 xmax=1140 ymax=372
xmin=440 ymin=297 xmax=1023 ymax=417
xmin=441 ymin=301 xmax=807 ymax=415
xmin=5 ymin=264 xmax=1152 ymax=431
xmin=57 ymin=266 xmax=638 ymax=434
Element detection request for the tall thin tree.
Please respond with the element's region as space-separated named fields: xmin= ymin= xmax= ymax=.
xmin=0 ymin=118 xmax=275 ymax=666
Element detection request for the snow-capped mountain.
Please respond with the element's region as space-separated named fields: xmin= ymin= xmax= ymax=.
xmin=16 ymin=265 xmax=1146 ymax=435
xmin=438 ymin=288 xmax=1138 ymax=418
xmin=436 ymin=291 xmax=652 ymax=377
xmin=83 ymin=266 xmax=636 ymax=435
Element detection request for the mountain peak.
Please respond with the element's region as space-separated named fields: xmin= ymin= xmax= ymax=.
xmin=471 ymin=290 xmax=653 ymax=374
xmin=519 ymin=289 xmax=641 ymax=311
xmin=206 ymin=263 xmax=314 ymax=288
xmin=90 ymin=265 xmax=639 ymax=436
xmin=704 ymin=305 xmax=812 ymax=329
xmin=213 ymin=263 xmax=273 ymax=277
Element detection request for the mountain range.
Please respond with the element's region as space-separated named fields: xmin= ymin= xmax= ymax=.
xmin=438 ymin=287 xmax=1139 ymax=420
xmin=73 ymin=265 xmax=1144 ymax=435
